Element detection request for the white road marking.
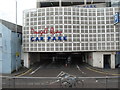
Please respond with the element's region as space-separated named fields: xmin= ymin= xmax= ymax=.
xmin=57 ymin=71 xmax=75 ymax=77
xmin=76 ymin=65 xmax=86 ymax=74
xmin=57 ymin=71 xmax=65 ymax=77
xmin=30 ymin=66 xmax=41 ymax=75
xmin=49 ymin=80 xmax=60 ymax=84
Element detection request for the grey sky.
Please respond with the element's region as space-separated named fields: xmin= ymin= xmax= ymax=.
xmin=0 ymin=0 xmax=36 ymax=25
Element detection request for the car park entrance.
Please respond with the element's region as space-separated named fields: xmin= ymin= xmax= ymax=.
xmin=28 ymin=52 xmax=86 ymax=68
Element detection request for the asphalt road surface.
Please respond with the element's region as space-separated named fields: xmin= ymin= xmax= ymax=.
xmin=20 ymin=62 xmax=120 ymax=77
xmin=2 ymin=62 xmax=120 ymax=89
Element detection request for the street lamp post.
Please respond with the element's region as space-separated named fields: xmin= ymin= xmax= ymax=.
xmin=15 ymin=0 xmax=18 ymax=71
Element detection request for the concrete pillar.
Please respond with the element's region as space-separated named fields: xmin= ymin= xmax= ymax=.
xmin=111 ymin=54 xmax=115 ymax=69
xmin=84 ymin=0 xmax=87 ymax=5
xmin=59 ymin=0 xmax=61 ymax=7
xmin=24 ymin=53 xmax=30 ymax=68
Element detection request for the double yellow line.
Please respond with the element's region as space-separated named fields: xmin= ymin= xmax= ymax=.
xmin=86 ymin=67 xmax=120 ymax=76
xmin=15 ymin=69 xmax=32 ymax=77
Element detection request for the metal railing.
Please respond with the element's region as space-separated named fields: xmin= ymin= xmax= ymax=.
xmin=1 ymin=76 xmax=120 ymax=88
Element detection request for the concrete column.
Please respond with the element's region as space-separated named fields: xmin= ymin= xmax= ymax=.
xmin=59 ymin=0 xmax=61 ymax=7
xmin=101 ymin=54 xmax=104 ymax=68
xmin=24 ymin=53 xmax=30 ymax=68
xmin=111 ymin=54 xmax=115 ymax=69
xmin=84 ymin=0 xmax=87 ymax=5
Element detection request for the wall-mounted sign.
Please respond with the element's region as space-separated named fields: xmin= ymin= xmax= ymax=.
xmin=74 ymin=5 xmax=96 ymax=8
xmin=114 ymin=12 xmax=119 ymax=25
xmin=74 ymin=3 xmax=106 ymax=8
xmin=31 ymin=36 xmax=67 ymax=42
xmin=30 ymin=27 xmax=67 ymax=42
xmin=31 ymin=27 xmax=62 ymax=36
xmin=83 ymin=5 xmax=96 ymax=8
xmin=16 ymin=52 xmax=20 ymax=57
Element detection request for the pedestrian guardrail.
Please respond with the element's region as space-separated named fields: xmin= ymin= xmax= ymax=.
xmin=1 ymin=76 xmax=120 ymax=88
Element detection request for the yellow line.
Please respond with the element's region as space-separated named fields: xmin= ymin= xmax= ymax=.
xmin=86 ymin=67 xmax=120 ymax=76
xmin=111 ymin=73 xmax=120 ymax=76
xmin=15 ymin=69 xmax=32 ymax=77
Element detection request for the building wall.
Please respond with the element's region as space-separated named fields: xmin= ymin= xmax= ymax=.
xmin=0 ymin=23 xmax=22 ymax=73
xmin=24 ymin=53 xmax=30 ymax=68
xmin=93 ymin=52 xmax=103 ymax=68
xmin=86 ymin=53 xmax=93 ymax=66
xmin=11 ymin=32 xmax=22 ymax=72
xmin=0 ymin=24 xmax=2 ymax=73
xmin=0 ymin=24 xmax=12 ymax=73
xmin=23 ymin=7 xmax=120 ymax=52
xmin=87 ymin=52 xmax=116 ymax=69
xmin=111 ymin=0 xmax=120 ymax=7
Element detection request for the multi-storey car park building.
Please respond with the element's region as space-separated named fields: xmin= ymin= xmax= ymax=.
xmin=23 ymin=0 xmax=120 ymax=69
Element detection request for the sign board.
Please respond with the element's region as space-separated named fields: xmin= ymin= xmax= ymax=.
xmin=74 ymin=3 xmax=106 ymax=8
xmin=16 ymin=52 xmax=19 ymax=57
xmin=30 ymin=27 xmax=67 ymax=42
xmin=116 ymin=52 xmax=120 ymax=54
xmin=114 ymin=12 xmax=119 ymax=24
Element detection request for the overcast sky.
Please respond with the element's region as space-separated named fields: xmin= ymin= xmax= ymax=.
xmin=0 ymin=0 xmax=36 ymax=25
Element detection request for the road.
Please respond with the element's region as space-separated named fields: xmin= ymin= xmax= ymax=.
xmin=2 ymin=62 xmax=120 ymax=89
xmin=19 ymin=62 xmax=120 ymax=77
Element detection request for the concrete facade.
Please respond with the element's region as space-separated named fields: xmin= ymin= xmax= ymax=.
xmin=23 ymin=1 xmax=120 ymax=69
xmin=23 ymin=7 xmax=120 ymax=52
xmin=86 ymin=52 xmax=116 ymax=69
xmin=111 ymin=0 xmax=120 ymax=7
xmin=24 ymin=53 xmax=30 ymax=68
xmin=0 ymin=20 xmax=22 ymax=73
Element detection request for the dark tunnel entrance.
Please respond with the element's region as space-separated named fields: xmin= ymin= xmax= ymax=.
xmin=29 ymin=52 xmax=86 ymax=68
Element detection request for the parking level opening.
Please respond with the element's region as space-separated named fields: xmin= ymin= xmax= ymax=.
xmin=28 ymin=52 xmax=87 ymax=68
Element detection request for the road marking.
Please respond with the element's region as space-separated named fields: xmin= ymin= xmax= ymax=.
xmin=15 ymin=69 xmax=32 ymax=77
xmin=49 ymin=80 xmax=60 ymax=84
xmin=57 ymin=71 xmax=76 ymax=78
xmin=30 ymin=66 xmax=41 ymax=75
xmin=111 ymin=73 xmax=120 ymax=76
xmin=86 ymin=67 xmax=120 ymax=76
xmin=57 ymin=71 xmax=65 ymax=77
xmin=76 ymin=65 xmax=86 ymax=74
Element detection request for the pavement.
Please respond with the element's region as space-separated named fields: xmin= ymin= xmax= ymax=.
xmin=2 ymin=67 xmax=30 ymax=77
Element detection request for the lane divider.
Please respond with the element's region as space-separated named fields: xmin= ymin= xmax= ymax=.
xmin=15 ymin=69 xmax=32 ymax=77
xmin=30 ymin=66 xmax=41 ymax=75
xmin=86 ymin=67 xmax=120 ymax=76
xmin=76 ymin=65 xmax=86 ymax=74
